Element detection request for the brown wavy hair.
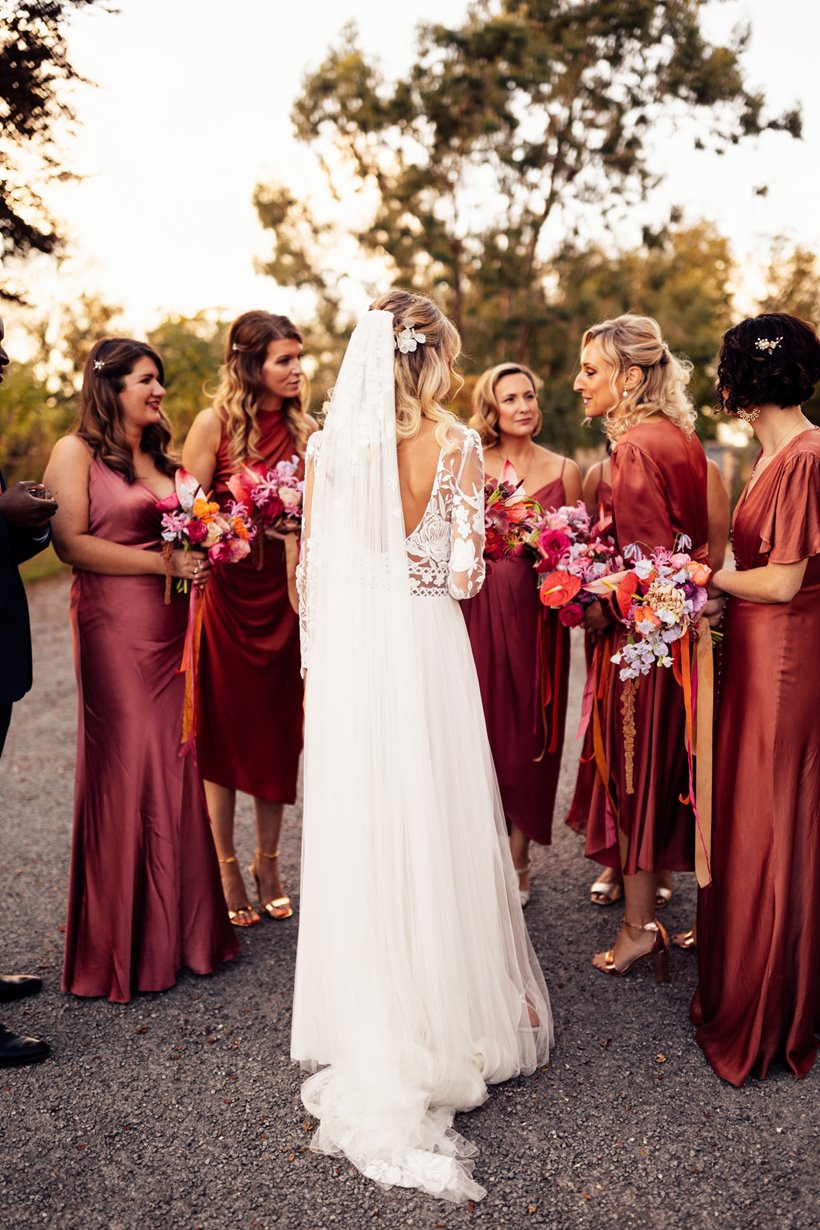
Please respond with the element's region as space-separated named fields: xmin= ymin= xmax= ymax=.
xmin=469 ymin=362 xmax=543 ymax=447
xmin=369 ymin=289 xmax=462 ymax=448
xmin=211 ymin=311 xmax=311 ymax=471
xmin=581 ymin=314 xmax=695 ymax=443
xmin=716 ymin=313 xmax=820 ymax=414
xmin=77 ymin=338 xmax=176 ymax=483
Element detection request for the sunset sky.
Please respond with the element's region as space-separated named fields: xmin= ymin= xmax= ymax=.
xmin=8 ymin=0 xmax=820 ymax=336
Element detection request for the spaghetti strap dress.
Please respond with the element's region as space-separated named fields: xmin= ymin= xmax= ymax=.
xmin=196 ymin=411 xmax=303 ymax=802
xmin=63 ymin=459 xmax=239 ymax=1003
xmin=462 ymin=470 xmax=570 ymax=844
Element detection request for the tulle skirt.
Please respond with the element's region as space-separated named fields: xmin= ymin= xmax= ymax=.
xmin=291 ymin=593 xmax=553 ymax=1202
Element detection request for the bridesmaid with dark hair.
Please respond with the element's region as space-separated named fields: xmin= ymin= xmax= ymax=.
xmin=693 ymin=312 xmax=820 ymax=1085
xmin=463 ymin=362 xmax=582 ymax=905
xmin=183 ymin=311 xmax=316 ymax=926
xmin=44 ymin=338 xmax=238 ymax=1003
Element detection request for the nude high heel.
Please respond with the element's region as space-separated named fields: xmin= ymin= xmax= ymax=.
xmin=597 ymin=919 xmax=670 ymax=983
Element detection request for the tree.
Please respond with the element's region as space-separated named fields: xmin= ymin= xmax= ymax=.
xmin=0 ymin=0 xmax=110 ymax=297
xmin=759 ymin=243 xmax=820 ymax=421
xmin=147 ymin=313 xmax=229 ymax=443
xmin=257 ymin=0 xmax=799 ymax=444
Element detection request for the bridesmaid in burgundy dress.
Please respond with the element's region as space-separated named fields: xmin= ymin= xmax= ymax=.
xmin=693 ymin=312 xmax=820 ymax=1084
xmin=45 ymin=338 xmax=238 ymax=1003
xmin=573 ymin=315 xmax=709 ymax=980
xmin=463 ymin=363 xmax=582 ymax=905
xmin=183 ymin=312 xmax=316 ymax=926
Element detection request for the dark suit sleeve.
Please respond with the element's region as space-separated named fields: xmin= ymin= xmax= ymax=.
xmin=0 ymin=471 xmax=52 ymax=566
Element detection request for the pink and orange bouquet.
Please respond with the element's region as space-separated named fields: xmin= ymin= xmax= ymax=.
xmin=157 ymin=467 xmax=256 ymax=599
xmin=530 ymin=502 xmax=622 ymax=626
xmin=586 ymin=541 xmax=711 ymax=681
xmin=227 ymin=456 xmax=305 ymax=535
xmin=483 ymin=462 xmax=542 ymax=562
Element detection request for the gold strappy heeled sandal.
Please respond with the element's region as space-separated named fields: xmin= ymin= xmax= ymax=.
xmin=249 ymin=849 xmax=293 ymax=920
xmin=596 ymin=919 xmax=669 ymax=983
xmin=218 ymin=855 xmax=261 ymax=928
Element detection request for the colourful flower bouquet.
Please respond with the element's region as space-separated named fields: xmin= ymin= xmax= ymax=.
xmin=585 ymin=537 xmax=715 ymax=885
xmin=530 ymin=502 xmax=623 ymax=627
xmin=157 ymin=467 xmax=255 ymax=599
xmin=483 ymin=461 xmax=542 ymax=562
xmin=156 ymin=468 xmax=256 ymax=754
xmin=227 ymin=456 xmax=305 ymax=535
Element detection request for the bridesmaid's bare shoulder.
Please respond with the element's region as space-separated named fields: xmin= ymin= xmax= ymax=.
xmin=187 ymin=406 xmax=223 ymax=446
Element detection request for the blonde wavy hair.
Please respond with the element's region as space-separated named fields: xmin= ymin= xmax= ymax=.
xmin=211 ymin=310 xmax=312 ymax=472
xmin=369 ymin=289 xmax=462 ymax=448
xmin=469 ymin=362 xmax=543 ymax=447
xmin=581 ymin=314 xmax=695 ymax=443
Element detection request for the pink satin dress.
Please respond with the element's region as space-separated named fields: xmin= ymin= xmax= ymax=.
xmin=584 ymin=419 xmax=708 ymax=873
xmin=196 ymin=412 xmax=303 ymax=802
xmin=63 ymin=460 xmax=239 ymax=1003
xmin=692 ymin=428 xmax=820 ymax=1085
xmin=462 ymin=472 xmax=570 ymax=845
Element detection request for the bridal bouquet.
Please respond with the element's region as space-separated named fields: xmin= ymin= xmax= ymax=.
xmin=482 ymin=462 xmax=542 ymax=562
xmin=157 ymin=468 xmax=255 ymax=599
xmin=227 ymin=456 xmax=305 ymax=535
xmin=530 ymin=502 xmax=622 ymax=627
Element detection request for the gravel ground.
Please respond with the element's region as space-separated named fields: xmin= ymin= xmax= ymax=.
xmin=0 ymin=572 xmax=817 ymax=1230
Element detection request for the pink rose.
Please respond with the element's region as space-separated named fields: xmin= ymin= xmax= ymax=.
xmin=558 ymin=601 xmax=585 ymax=628
xmin=185 ymin=519 xmax=208 ymax=545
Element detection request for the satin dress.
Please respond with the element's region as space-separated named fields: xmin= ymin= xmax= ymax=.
xmin=462 ymin=472 xmax=570 ymax=845
xmin=63 ymin=460 xmax=239 ymax=1003
xmin=692 ymin=428 xmax=820 ymax=1085
xmin=585 ymin=420 xmax=708 ymax=873
xmin=196 ymin=411 xmax=303 ymax=802
xmin=564 ymin=478 xmax=613 ymax=835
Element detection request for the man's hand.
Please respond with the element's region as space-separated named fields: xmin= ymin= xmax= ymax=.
xmin=583 ymin=598 xmax=613 ymax=640
xmin=0 ymin=482 xmax=59 ymax=530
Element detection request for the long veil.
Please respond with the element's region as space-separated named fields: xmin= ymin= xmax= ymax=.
xmin=292 ymin=310 xmax=552 ymax=1202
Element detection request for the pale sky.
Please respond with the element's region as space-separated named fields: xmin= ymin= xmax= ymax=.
xmin=9 ymin=0 xmax=820 ymax=336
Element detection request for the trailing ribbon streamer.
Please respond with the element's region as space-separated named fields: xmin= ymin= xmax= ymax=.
xmin=178 ymin=586 xmax=205 ymax=755
xmin=534 ymin=610 xmax=564 ymax=762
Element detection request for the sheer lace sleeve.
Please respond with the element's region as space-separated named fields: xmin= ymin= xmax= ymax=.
xmin=296 ymin=432 xmax=322 ymax=675
xmin=446 ymin=427 xmax=486 ymax=600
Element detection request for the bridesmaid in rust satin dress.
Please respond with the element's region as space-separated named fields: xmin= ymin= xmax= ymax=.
xmin=574 ymin=315 xmax=709 ymax=980
xmin=463 ymin=363 xmax=582 ymax=905
xmin=692 ymin=312 xmax=820 ymax=1085
xmin=45 ymin=338 xmax=238 ymax=1003
xmin=183 ymin=312 xmax=316 ymax=927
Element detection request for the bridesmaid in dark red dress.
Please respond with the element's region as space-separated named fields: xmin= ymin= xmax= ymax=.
xmin=183 ymin=312 xmax=316 ymax=927
xmin=692 ymin=313 xmax=820 ymax=1085
xmin=45 ymin=338 xmax=238 ymax=1002
xmin=463 ymin=363 xmax=582 ymax=905
xmin=573 ymin=315 xmax=710 ymax=979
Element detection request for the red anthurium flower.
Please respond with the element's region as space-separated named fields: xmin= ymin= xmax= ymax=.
xmin=539 ymin=570 xmax=582 ymax=607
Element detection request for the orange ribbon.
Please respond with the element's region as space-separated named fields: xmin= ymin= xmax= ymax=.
xmin=179 ymin=586 xmax=205 ymax=755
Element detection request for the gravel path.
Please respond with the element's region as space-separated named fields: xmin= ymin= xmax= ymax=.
xmin=1 ymin=573 xmax=816 ymax=1230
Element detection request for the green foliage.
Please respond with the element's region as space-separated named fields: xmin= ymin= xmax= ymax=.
xmin=146 ymin=313 xmax=228 ymax=445
xmin=256 ymin=0 xmax=799 ymax=450
xmin=759 ymin=244 xmax=820 ymax=422
xmin=0 ymin=1 xmax=112 ymax=296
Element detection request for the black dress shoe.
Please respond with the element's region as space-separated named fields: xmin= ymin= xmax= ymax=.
xmin=0 ymin=1024 xmax=50 ymax=1067
xmin=0 ymin=974 xmax=43 ymax=1003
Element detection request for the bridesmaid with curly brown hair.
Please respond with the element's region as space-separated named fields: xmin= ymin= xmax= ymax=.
xmin=693 ymin=313 xmax=820 ymax=1085
xmin=183 ymin=312 xmax=317 ymax=927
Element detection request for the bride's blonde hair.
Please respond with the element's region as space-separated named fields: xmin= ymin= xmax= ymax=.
xmin=370 ymin=290 xmax=462 ymax=448
xmin=211 ymin=310 xmax=312 ymax=471
xmin=581 ymin=314 xmax=695 ymax=443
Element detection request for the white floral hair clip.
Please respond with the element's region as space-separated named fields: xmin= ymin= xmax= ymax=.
xmin=754 ymin=337 xmax=782 ymax=354
xmin=93 ymin=359 xmax=106 ymax=371
xmin=395 ymin=323 xmax=426 ymax=354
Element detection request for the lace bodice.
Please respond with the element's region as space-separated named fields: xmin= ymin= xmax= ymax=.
xmin=297 ymin=424 xmax=486 ymax=670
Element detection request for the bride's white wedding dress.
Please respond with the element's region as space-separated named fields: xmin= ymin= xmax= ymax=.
xmin=292 ymin=311 xmax=553 ymax=1203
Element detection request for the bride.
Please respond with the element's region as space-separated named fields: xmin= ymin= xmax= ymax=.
xmin=291 ymin=291 xmax=553 ymax=1203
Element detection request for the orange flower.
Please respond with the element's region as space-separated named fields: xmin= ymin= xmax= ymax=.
xmin=616 ymin=570 xmax=639 ymax=617
xmin=192 ymin=497 xmax=220 ymax=523
xmin=232 ymin=517 xmax=250 ymax=540
xmin=687 ymin=560 xmax=711 ymax=587
xmin=539 ymin=570 xmax=582 ymax=607
xmin=634 ymin=606 xmax=662 ymax=632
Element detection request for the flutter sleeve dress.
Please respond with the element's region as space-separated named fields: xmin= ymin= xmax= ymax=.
xmin=196 ymin=410 xmax=303 ymax=802
xmin=462 ymin=471 xmax=571 ymax=845
xmin=63 ymin=460 xmax=239 ymax=1003
xmin=584 ymin=418 xmax=709 ymax=874
xmin=692 ymin=428 xmax=820 ymax=1085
